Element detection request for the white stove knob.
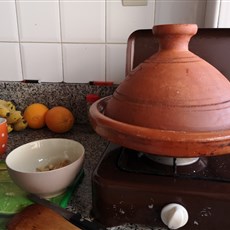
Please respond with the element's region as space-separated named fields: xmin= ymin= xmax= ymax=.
xmin=161 ymin=203 xmax=188 ymax=229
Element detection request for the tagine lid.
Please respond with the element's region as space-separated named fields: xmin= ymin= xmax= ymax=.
xmin=89 ymin=24 xmax=230 ymax=157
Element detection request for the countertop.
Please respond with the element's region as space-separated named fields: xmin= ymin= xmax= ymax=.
xmin=4 ymin=125 xmax=165 ymax=230
xmin=0 ymin=82 xmax=165 ymax=229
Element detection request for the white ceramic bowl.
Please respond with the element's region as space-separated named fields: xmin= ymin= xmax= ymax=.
xmin=6 ymin=138 xmax=85 ymax=198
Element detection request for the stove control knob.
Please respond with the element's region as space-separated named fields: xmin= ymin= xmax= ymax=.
xmin=161 ymin=203 xmax=188 ymax=229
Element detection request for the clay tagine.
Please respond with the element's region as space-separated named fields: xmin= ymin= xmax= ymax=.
xmin=89 ymin=24 xmax=230 ymax=157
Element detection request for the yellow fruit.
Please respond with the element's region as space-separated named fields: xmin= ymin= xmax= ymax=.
xmin=0 ymin=100 xmax=16 ymax=112
xmin=24 ymin=103 xmax=49 ymax=129
xmin=0 ymin=105 xmax=10 ymax=118
xmin=45 ymin=106 xmax=74 ymax=133
xmin=13 ymin=118 xmax=28 ymax=131
xmin=7 ymin=110 xmax=22 ymax=124
xmin=7 ymin=124 xmax=13 ymax=133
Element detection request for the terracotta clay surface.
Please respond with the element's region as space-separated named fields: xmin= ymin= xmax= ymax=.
xmin=89 ymin=24 xmax=230 ymax=157
xmin=106 ymin=24 xmax=230 ymax=132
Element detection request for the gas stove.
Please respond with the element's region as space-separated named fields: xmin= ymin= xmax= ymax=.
xmin=92 ymin=143 xmax=230 ymax=229
xmin=89 ymin=26 xmax=230 ymax=230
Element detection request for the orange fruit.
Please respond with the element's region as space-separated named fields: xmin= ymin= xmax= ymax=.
xmin=23 ymin=103 xmax=49 ymax=129
xmin=45 ymin=106 xmax=74 ymax=133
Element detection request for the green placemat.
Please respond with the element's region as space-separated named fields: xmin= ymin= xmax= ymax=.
xmin=0 ymin=162 xmax=32 ymax=215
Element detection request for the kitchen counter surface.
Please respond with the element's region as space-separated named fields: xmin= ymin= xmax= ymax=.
xmin=4 ymin=124 xmax=166 ymax=230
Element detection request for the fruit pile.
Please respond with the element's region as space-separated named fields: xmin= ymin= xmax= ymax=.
xmin=24 ymin=103 xmax=75 ymax=133
xmin=0 ymin=101 xmax=75 ymax=134
xmin=0 ymin=100 xmax=27 ymax=133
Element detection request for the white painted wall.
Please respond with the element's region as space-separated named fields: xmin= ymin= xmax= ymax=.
xmin=0 ymin=0 xmax=212 ymax=84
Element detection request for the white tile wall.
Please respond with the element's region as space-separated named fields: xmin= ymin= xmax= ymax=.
xmin=106 ymin=44 xmax=127 ymax=83
xmin=60 ymin=1 xmax=105 ymax=43
xmin=106 ymin=0 xmax=155 ymax=43
xmin=0 ymin=0 xmax=214 ymax=83
xmin=218 ymin=1 xmax=230 ymax=28
xmin=0 ymin=1 xmax=18 ymax=41
xmin=21 ymin=43 xmax=63 ymax=82
xmin=0 ymin=43 xmax=22 ymax=81
xmin=155 ymin=0 xmax=206 ymax=27
xmin=204 ymin=0 xmax=220 ymax=28
xmin=63 ymin=44 xmax=105 ymax=83
xmin=16 ymin=0 xmax=61 ymax=42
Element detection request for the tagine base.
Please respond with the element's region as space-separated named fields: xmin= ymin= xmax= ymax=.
xmin=90 ymin=97 xmax=230 ymax=157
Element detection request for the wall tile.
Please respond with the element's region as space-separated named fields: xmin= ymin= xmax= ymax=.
xmin=106 ymin=0 xmax=155 ymax=43
xmin=60 ymin=1 xmax=105 ymax=42
xmin=155 ymin=0 xmax=206 ymax=27
xmin=21 ymin=43 xmax=63 ymax=82
xmin=204 ymin=0 xmax=220 ymax=28
xmin=106 ymin=44 xmax=126 ymax=84
xmin=0 ymin=0 xmax=212 ymax=83
xmin=63 ymin=44 xmax=105 ymax=83
xmin=0 ymin=1 xmax=18 ymax=41
xmin=16 ymin=0 xmax=60 ymax=42
xmin=0 ymin=43 xmax=22 ymax=81
xmin=218 ymin=1 xmax=230 ymax=28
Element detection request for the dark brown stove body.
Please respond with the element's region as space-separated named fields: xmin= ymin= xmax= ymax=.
xmin=91 ymin=28 xmax=230 ymax=229
xmin=92 ymin=143 xmax=230 ymax=229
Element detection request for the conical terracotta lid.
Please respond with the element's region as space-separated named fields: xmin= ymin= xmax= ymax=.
xmin=89 ymin=24 xmax=230 ymax=157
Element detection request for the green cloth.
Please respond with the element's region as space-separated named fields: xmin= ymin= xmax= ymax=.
xmin=0 ymin=162 xmax=33 ymax=215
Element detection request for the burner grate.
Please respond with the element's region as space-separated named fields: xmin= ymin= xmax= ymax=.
xmin=117 ymin=147 xmax=230 ymax=183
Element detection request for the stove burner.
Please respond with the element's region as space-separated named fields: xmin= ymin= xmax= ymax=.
xmin=117 ymin=147 xmax=230 ymax=182
xmin=145 ymin=154 xmax=199 ymax=166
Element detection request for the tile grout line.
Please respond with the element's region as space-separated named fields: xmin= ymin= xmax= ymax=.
xmin=58 ymin=0 xmax=65 ymax=82
xmin=14 ymin=0 xmax=25 ymax=81
xmin=105 ymin=0 xmax=107 ymax=82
